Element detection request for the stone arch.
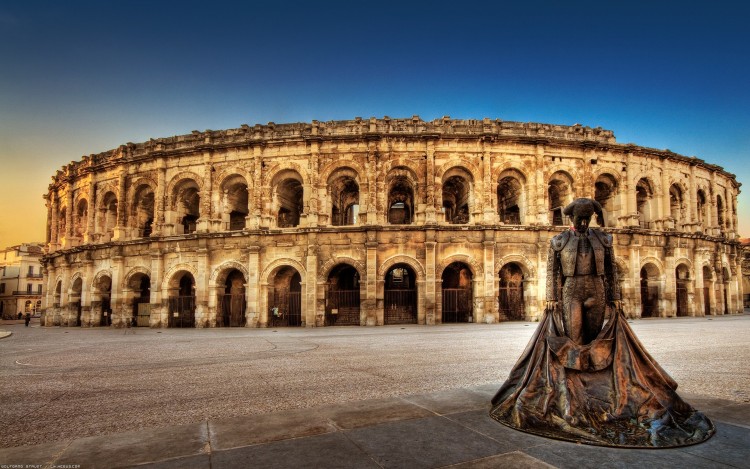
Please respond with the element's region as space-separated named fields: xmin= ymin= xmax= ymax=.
xmin=436 ymin=254 xmax=483 ymax=280
xmin=547 ymin=169 xmax=576 ymax=225
xmin=69 ymin=271 xmax=84 ymax=291
xmin=319 ymin=159 xmax=367 ymax=187
xmin=210 ymin=261 xmax=250 ymax=287
xmin=492 ymin=162 xmax=530 ymax=183
xmin=436 ymin=160 xmax=480 ymax=183
xmin=161 ymin=262 xmax=199 ymax=292
xmin=123 ymin=266 xmax=152 ymax=288
xmin=260 ymin=258 xmax=307 ymax=285
xmin=594 ymin=171 xmax=620 ymax=227
xmin=91 ymin=269 xmax=113 ymax=291
xmin=640 ymin=256 xmax=665 ymax=276
xmin=496 ymin=168 xmax=528 ymax=225
xmin=378 ymin=255 xmax=425 ymax=279
xmin=215 ymin=167 xmax=253 ymax=192
xmin=318 ymin=256 xmax=366 ymax=282
xmin=166 ymin=171 xmax=204 ymax=199
xmin=326 ymin=167 xmax=362 ymax=226
xmin=263 ymin=162 xmax=309 ymax=187
xmin=379 ymin=158 xmax=420 ymax=184
xmin=495 ymin=254 xmax=536 ymax=280
xmin=127 ymin=176 xmax=158 ymax=207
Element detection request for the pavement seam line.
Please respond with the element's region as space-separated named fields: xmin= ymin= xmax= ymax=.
xmin=338 ymin=427 xmax=386 ymax=469
xmin=42 ymin=439 xmax=73 ymax=469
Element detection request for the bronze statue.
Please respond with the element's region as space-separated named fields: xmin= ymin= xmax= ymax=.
xmin=490 ymin=198 xmax=715 ymax=447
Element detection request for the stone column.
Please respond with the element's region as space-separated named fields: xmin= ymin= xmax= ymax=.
xmin=245 ymin=245 xmax=260 ymax=327
xmin=111 ymin=250 xmax=124 ymax=327
xmin=150 ymin=250 xmax=165 ymax=327
xmin=424 ymin=230 xmax=436 ymax=325
xmin=661 ymin=160 xmax=670 ymax=229
xmin=483 ymin=230 xmax=497 ymax=323
xmin=365 ymin=231 xmax=378 ymax=325
xmin=81 ymin=259 xmax=94 ymax=326
xmin=534 ymin=145 xmax=545 ymax=224
xmin=482 ymin=140 xmax=494 ymax=224
xmin=154 ymin=161 xmax=166 ymax=236
xmin=65 ymin=189 xmax=74 ymax=247
xmin=366 ymin=143 xmax=378 ymax=226
xmin=49 ymin=194 xmax=59 ymax=251
xmin=425 ymin=140 xmax=437 ymax=224
xmin=59 ymin=261 xmax=70 ymax=326
xmin=198 ymin=155 xmax=212 ymax=233
xmin=305 ymin=239 xmax=318 ymax=327
xmin=113 ymin=172 xmax=127 ymax=240
xmin=195 ymin=242 xmax=210 ymax=327
xmin=85 ymin=178 xmax=96 ymax=243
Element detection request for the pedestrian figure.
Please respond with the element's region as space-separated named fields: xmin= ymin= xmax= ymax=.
xmin=24 ymin=312 xmax=31 ymax=327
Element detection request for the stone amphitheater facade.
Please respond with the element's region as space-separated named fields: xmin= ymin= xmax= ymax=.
xmin=40 ymin=116 xmax=743 ymax=328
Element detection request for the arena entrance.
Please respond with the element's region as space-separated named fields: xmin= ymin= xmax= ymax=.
xmin=93 ymin=275 xmax=113 ymax=326
xmin=499 ymin=263 xmax=525 ymax=321
xmin=268 ymin=267 xmax=302 ymax=327
xmin=441 ymin=262 xmax=472 ymax=323
xmin=218 ymin=269 xmax=246 ymax=327
xmin=169 ymin=272 xmax=196 ymax=328
xmin=71 ymin=277 xmax=83 ymax=326
xmin=325 ymin=264 xmax=360 ymax=326
xmin=129 ymin=274 xmax=151 ymax=327
xmin=384 ymin=264 xmax=417 ymax=325
xmin=675 ymin=264 xmax=690 ymax=317
xmin=640 ymin=264 xmax=660 ymax=318
xmin=702 ymin=266 xmax=712 ymax=315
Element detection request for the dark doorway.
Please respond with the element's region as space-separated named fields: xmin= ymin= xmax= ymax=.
xmin=169 ymin=273 xmax=196 ymax=327
xmin=441 ymin=262 xmax=472 ymax=323
xmin=132 ymin=275 xmax=151 ymax=327
xmin=218 ymin=269 xmax=246 ymax=327
xmin=640 ymin=265 xmax=659 ymax=318
xmin=268 ymin=267 xmax=303 ymax=327
xmin=384 ymin=265 xmax=417 ymax=324
xmin=703 ymin=266 xmax=712 ymax=316
xmin=499 ymin=263 xmax=525 ymax=321
xmin=326 ymin=265 xmax=360 ymax=326
xmin=675 ymin=265 xmax=689 ymax=317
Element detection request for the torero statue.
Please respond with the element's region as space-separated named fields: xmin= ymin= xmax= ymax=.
xmin=489 ymin=198 xmax=715 ymax=448
xmin=545 ymin=198 xmax=620 ymax=345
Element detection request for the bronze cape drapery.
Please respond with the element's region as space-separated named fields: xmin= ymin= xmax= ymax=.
xmin=489 ymin=307 xmax=715 ymax=447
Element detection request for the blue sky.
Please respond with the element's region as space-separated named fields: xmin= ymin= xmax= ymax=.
xmin=1 ymin=0 xmax=748 ymax=245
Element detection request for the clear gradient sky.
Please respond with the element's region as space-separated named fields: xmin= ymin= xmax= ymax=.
xmin=1 ymin=1 xmax=748 ymax=247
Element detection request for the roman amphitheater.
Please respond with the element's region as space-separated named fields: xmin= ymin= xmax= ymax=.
xmin=40 ymin=116 xmax=743 ymax=328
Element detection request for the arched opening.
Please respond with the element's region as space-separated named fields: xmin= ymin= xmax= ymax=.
xmin=548 ymin=172 xmax=573 ymax=226
xmin=218 ymin=269 xmax=246 ymax=327
xmin=172 ymin=179 xmax=200 ymax=234
xmin=24 ymin=300 xmax=32 ymax=313
xmin=497 ymin=175 xmax=523 ymax=225
xmin=35 ymin=300 xmax=41 ymax=312
xmin=594 ymin=174 xmax=618 ymax=227
xmin=717 ymin=195 xmax=725 ymax=232
xmin=499 ymin=263 xmax=525 ymax=320
xmin=132 ymin=185 xmax=155 ymax=238
xmin=93 ymin=275 xmax=112 ymax=326
xmin=675 ymin=264 xmax=690 ymax=317
xmin=670 ymin=184 xmax=685 ymax=229
xmin=169 ymin=272 xmax=196 ymax=328
xmin=442 ymin=175 xmax=470 ymax=224
xmin=128 ymin=274 xmax=151 ymax=327
xmin=325 ymin=264 xmax=360 ymax=325
xmin=387 ymin=176 xmax=414 ymax=225
xmin=636 ymin=178 xmax=654 ymax=228
xmin=58 ymin=207 xmax=67 ymax=242
xmin=273 ymin=172 xmax=303 ymax=228
xmin=98 ymin=192 xmax=118 ymax=241
xmin=70 ymin=277 xmax=83 ymax=326
xmin=268 ymin=267 xmax=303 ymax=326
xmin=702 ymin=266 xmax=712 ymax=315
xmin=74 ymin=199 xmax=88 ymax=238
xmin=221 ymin=175 xmax=249 ymax=231
xmin=384 ymin=264 xmax=417 ymax=324
xmin=441 ymin=262 xmax=473 ymax=323
xmin=640 ymin=264 xmax=660 ymax=318
xmin=697 ymin=190 xmax=707 ymax=229
xmin=329 ymin=173 xmax=360 ymax=226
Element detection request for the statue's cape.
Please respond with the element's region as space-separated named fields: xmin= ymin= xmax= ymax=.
xmin=489 ymin=310 xmax=715 ymax=447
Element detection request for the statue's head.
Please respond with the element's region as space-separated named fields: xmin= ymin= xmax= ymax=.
xmin=563 ymin=198 xmax=604 ymax=233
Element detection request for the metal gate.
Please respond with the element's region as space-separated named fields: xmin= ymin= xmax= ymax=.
xmin=218 ymin=294 xmax=246 ymax=327
xmin=442 ymin=288 xmax=472 ymax=323
xmin=325 ymin=289 xmax=360 ymax=326
xmin=676 ymin=282 xmax=689 ymax=316
xmin=268 ymin=291 xmax=302 ymax=327
xmin=384 ymin=289 xmax=417 ymax=324
xmin=136 ymin=302 xmax=151 ymax=327
xmin=499 ymin=283 xmax=524 ymax=320
xmin=169 ymin=296 xmax=195 ymax=328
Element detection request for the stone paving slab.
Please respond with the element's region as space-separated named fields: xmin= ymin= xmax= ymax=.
xmin=0 ymin=385 xmax=748 ymax=469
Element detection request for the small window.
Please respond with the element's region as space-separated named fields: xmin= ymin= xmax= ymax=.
xmin=37 ymin=284 xmax=42 ymax=294
xmin=27 ymin=284 xmax=33 ymax=293
xmin=0 ymin=283 xmax=5 ymax=294
xmin=28 ymin=266 xmax=34 ymax=275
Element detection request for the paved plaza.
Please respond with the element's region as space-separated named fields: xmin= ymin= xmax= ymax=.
xmin=0 ymin=313 xmax=749 ymax=468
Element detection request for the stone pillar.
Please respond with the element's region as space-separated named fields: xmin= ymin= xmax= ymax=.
xmin=198 ymin=155 xmax=212 ymax=233
xmin=85 ymin=178 xmax=96 ymax=243
xmin=534 ymin=145 xmax=545 ymax=224
xmin=245 ymin=245 xmax=260 ymax=327
xmin=58 ymin=261 xmax=70 ymax=326
xmin=365 ymin=230 xmax=378 ymax=325
xmin=113 ymin=172 xmax=127 ymax=240
xmin=111 ymin=250 xmax=124 ymax=326
xmin=150 ymin=250 xmax=165 ymax=328
xmin=424 ymin=230 xmax=436 ymax=324
xmin=306 ymin=239 xmax=318 ymax=327
xmin=663 ymin=251 xmax=676 ymax=317
xmin=195 ymin=242 xmax=209 ymax=327
xmin=661 ymin=160 xmax=670 ymax=229
xmin=64 ymin=190 xmax=74 ymax=247
xmin=366 ymin=143 xmax=378 ymax=226
xmin=307 ymin=140 xmax=320 ymax=227
xmin=49 ymin=194 xmax=59 ymax=251
xmin=425 ymin=140 xmax=437 ymax=224
xmin=482 ymin=140 xmax=494 ymax=224
xmin=154 ymin=161 xmax=166 ymax=236
xmin=81 ymin=259 xmax=94 ymax=326
xmin=483 ymin=231 xmax=497 ymax=323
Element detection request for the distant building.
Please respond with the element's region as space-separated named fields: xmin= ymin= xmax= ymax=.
xmin=0 ymin=243 xmax=45 ymax=319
